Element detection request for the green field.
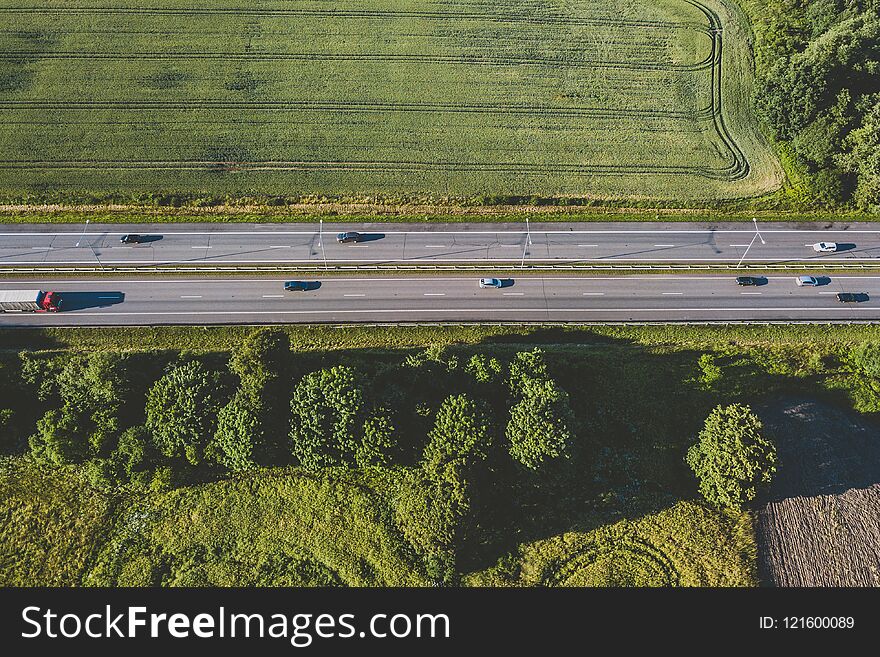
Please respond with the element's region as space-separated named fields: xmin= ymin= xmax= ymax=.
xmin=0 ymin=0 xmax=780 ymax=202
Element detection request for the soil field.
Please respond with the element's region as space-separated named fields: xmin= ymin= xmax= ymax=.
xmin=0 ymin=0 xmax=780 ymax=201
xmin=757 ymin=400 xmax=880 ymax=587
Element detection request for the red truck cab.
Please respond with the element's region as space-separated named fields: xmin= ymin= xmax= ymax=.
xmin=40 ymin=291 xmax=62 ymax=312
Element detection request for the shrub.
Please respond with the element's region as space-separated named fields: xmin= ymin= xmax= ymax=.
xmin=696 ymin=354 xmax=723 ymax=388
xmin=289 ymin=366 xmax=366 ymax=470
xmin=507 ymin=348 xmax=549 ymax=394
xmin=464 ymin=354 xmax=503 ymax=384
xmin=357 ymin=412 xmax=395 ymax=468
xmin=212 ymin=390 xmax=264 ymax=472
xmin=506 ymin=379 xmax=574 ymax=470
xmin=422 ymin=394 xmax=492 ymax=476
xmin=228 ymin=327 xmax=290 ymax=394
xmin=146 ymin=361 xmax=229 ymax=466
xmin=686 ymin=404 xmax=777 ymax=510
xmin=849 ymin=342 xmax=880 ymax=378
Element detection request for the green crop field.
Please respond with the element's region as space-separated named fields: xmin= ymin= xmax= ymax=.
xmin=0 ymin=0 xmax=781 ymax=202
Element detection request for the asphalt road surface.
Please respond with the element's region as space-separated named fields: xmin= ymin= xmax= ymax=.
xmin=0 ymin=275 xmax=878 ymax=326
xmin=2 ymin=222 xmax=880 ymax=266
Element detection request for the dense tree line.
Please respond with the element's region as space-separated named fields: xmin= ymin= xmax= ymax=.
xmin=1 ymin=333 xmax=578 ymax=494
xmin=748 ymin=0 xmax=880 ymax=209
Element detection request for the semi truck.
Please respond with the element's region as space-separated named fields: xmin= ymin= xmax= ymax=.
xmin=0 ymin=290 xmax=62 ymax=312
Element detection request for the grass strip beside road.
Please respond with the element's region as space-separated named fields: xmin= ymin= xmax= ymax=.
xmin=3 ymin=323 xmax=880 ymax=353
xmin=2 ymin=207 xmax=880 ymax=224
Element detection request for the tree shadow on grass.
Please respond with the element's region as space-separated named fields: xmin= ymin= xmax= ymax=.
xmin=453 ymin=333 xmax=847 ymax=574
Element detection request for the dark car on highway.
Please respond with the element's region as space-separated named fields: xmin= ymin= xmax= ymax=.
xmin=837 ymin=292 xmax=869 ymax=303
xmin=336 ymin=231 xmax=363 ymax=244
xmin=284 ymin=281 xmax=317 ymax=292
xmin=120 ymin=234 xmax=145 ymax=244
xmin=735 ymin=276 xmax=762 ymax=286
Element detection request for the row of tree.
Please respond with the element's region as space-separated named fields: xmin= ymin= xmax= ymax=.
xmin=13 ymin=331 xmax=579 ymax=494
xmin=1 ymin=328 xmax=785 ymax=513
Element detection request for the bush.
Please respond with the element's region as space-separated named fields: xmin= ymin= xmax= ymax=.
xmin=422 ymin=394 xmax=492 ymax=476
xmin=146 ymin=361 xmax=229 ymax=466
xmin=686 ymin=404 xmax=777 ymax=510
xmin=506 ymin=348 xmax=549 ymax=394
xmin=289 ymin=366 xmax=366 ymax=470
xmin=464 ymin=354 xmax=503 ymax=384
xmin=29 ymin=409 xmax=86 ymax=465
xmin=849 ymin=342 xmax=880 ymax=378
xmin=27 ymin=353 xmax=133 ymax=464
xmin=107 ymin=425 xmax=157 ymax=486
xmin=357 ymin=412 xmax=395 ymax=468
xmin=228 ymin=327 xmax=291 ymax=394
xmin=696 ymin=354 xmax=723 ymax=388
xmin=212 ymin=390 xmax=264 ymax=472
xmin=506 ymin=379 xmax=574 ymax=470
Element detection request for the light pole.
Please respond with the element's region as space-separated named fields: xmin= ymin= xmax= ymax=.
xmin=75 ymin=219 xmax=90 ymax=248
xmin=753 ymin=217 xmax=765 ymax=245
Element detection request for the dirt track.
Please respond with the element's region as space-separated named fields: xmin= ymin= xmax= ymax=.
xmin=757 ymin=400 xmax=880 ymax=587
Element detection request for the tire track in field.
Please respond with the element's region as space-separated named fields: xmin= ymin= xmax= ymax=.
xmin=686 ymin=0 xmax=749 ymax=181
xmin=0 ymin=50 xmax=715 ymax=72
xmin=0 ymin=7 xmax=712 ymax=33
xmin=0 ymin=159 xmax=741 ymax=180
xmin=0 ymin=100 xmax=717 ymax=122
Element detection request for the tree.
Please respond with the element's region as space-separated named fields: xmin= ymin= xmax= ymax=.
xmin=849 ymin=342 xmax=880 ymax=378
xmin=54 ymin=352 xmax=130 ymax=455
xmin=289 ymin=366 xmax=366 ymax=469
xmin=106 ymin=425 xmax=157 ymax=486
xmin=212 ymin=389 xmax=264 ymax=472
xmin=228 ymin=327 xmax=290 ymax=394
xmin=842 ymin=97 xmax=880 ymax=211
xmin=29 ymin=409 xmax=86 ymax=465
xmin=506 ymin=379 xmax=574 ymax=470
xmin=464 ymin=354 xmax=503 ymax=384
xmin=422 ymin=394 xmax=492 ymax=476
xmin=686 ymin=404 xmax=777 ymax=510
xmin=28 ymin=353 xmax=131 ymax=464
xmin=750 ymin=4 xmax=880 ymax=207
xmin=357 ymin=412 xmax=395 ymax=468
xmin=506 ymin=348 xmax=549 ymax=394
xmin=146 ymin=360 xmax=228 ymax=465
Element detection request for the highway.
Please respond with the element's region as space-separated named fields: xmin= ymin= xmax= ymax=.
xmin=0 ymin=275 xmax=878 ymax=326
xmin=2 ymin=222 xmax=880 ymax=266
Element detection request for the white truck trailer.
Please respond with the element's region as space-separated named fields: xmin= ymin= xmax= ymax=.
xmin=0 ymin=290 xmax=62 ymax=312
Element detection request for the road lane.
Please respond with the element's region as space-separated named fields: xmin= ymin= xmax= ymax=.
xmin=2 ymin=222 xmax=880 ymax=266
xmin=0 ymin=275 xmax=877 ymax=325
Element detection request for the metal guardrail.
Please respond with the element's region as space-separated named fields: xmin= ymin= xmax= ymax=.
xmin=2 ymin=262 xmax=880 ymax=274
xmin=36 ymin=320 xmax=880 ymax=330
xmin=322 ymin=320 xmax=880 ymax=327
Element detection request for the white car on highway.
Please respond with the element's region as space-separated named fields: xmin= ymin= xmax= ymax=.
xmin=795 ymin=275 xmax=820 ymax=287
xmin=479 ymin=278 xmax=503 ymax=289
xmin=811 ymin=242 xmax=837 ymax=253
